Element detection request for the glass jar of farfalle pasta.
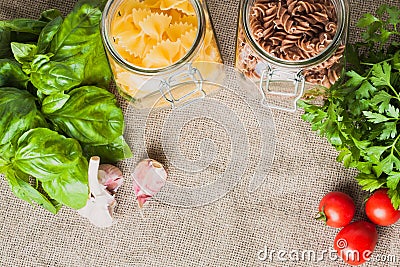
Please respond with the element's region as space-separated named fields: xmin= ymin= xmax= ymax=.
xmin=101 ymin=0 xmax=222 ymax=108
xmin=235 ymin=0 xmax=349 ymax=111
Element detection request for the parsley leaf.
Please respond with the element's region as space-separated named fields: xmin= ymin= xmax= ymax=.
xmin=346 ymin=70 xmax=366 ymax=87
xmin=387 ymin=172 xmax=400 ymax=190
xmin=380 ymin=122 xmax=397 ymax=140
xmin=370 ymin=91 xmax=392 ymax=113
xmin=388 ymin=189 xmax=400 ymax=209
xmin=356 ymin=81 xmax=376 ymax=99
xmin=370 ymin=62 xmax=392 ymax=88
xmin=356 ymin=173 xmax=387 ymax=192
xmin=363 ymin=111 xmax=390 ymax=123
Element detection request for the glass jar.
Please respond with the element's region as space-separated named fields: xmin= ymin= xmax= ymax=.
xmin=235 ymin=0 xmax=349 ymax=111
xmin=101 ymin=0 xmax=222 ymax=109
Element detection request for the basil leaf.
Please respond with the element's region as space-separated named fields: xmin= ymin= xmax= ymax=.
xmin=13 ymin=128 xmax=89 ymax=210
xmin=42 ymin=92 xmax=70 ymax=114
xmin=82 ymin=38 xmax=112 ymax=88
xmin=0 ymin=19 xmax=47 ymax=35
xmin=13 ymin=128 xmax=83 ymax=182
xmin=48 ymin=86 xmax=124 ymax=145
xmin=37 ymin=16 xmax=63 ymax=54
xmin=49 ymin=3 xmax=102 ymax=61
xmin=0 ymin=59 xmax=29 ymax=89
xmin=31 ymin=61 xmax=83 ymax=95
xmin=10 ymin=42 xmax=37 ymax=65
xmin=0 ymin=88 xmax=46 ymax=163
xmin=82 ymin=135 xmax=133 ymax=163
xmin=5 ymin=168 xmax=59 ymax=214
xmin=41 ymin=157 xmax=88 ymax=209
xmin=39 ymin=9 xmax=62 ymax=22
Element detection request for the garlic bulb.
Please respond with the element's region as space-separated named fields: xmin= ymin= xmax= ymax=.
xmin=133 ymin=159 xmax=167 ymax=208
xmin=78 ymin=157 xmax=124 ymax=228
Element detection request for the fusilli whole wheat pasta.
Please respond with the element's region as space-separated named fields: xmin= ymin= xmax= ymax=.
xmin=238 ymin=0 xmax=345 ymax=88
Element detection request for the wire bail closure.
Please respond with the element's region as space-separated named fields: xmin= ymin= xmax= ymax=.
xmin=159 ymin=64 xmax=205 ymax=109
xmin=259 ymin=63 xmax=305 ymax=112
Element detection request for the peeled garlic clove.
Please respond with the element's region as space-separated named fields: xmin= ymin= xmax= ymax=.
xmin=133 ymin=159 xmax=167 ymax=208
xmin=98 ymin=164 xmax=124 ymax=194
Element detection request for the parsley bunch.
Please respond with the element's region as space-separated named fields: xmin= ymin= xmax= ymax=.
xmin=300 ymin=5 xmax=400 ymax=208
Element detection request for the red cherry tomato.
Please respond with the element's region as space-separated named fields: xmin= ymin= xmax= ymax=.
xmin=317 ymin=191 xmax=355 ymax=228
xmin=365 ymin=188 xmax=400 ymax=226
xmin=334 ymin=221 xmax=378 ymax=266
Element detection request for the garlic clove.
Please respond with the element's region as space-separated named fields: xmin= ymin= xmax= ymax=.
xmin=132 ymin=159 xmax=167 ymax=208
xmin=78 ymin=157 xmax=124 ymax=228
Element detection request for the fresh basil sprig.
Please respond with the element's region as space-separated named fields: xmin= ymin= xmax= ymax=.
xmin=0 ymin=0 xmax=132 ymax=213
xmin=300 ymin=5 xmax=400 ymax=208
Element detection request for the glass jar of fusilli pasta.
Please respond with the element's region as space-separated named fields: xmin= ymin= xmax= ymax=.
xmin=101 ymin=0 xmax=222 ymax=108
xmin=235 ymin=0 xmax=349 ymax=111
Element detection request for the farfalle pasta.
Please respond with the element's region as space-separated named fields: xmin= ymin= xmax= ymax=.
xmin=166 ymin=22 xmax=193 ymax=41
xmin=106 ymin=0 xmax=222 ymax=103
xmin=236 ymin=0 xmax=346 ymax=88
xmin=142 ymin=39 xmax=183 ymax=68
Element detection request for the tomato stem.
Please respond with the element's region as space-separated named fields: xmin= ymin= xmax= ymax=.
xmin=316 ymin=207 xmax=327 ymax=223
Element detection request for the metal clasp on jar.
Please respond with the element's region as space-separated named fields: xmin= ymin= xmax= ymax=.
xmin=259 ymin=63 xmax=305 ymax=112
xmin=159 ymin=64 xmax=206 ymax=109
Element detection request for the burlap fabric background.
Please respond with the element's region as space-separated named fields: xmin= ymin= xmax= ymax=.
xmin=1 ymin=0 xmax=400 ymax=266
